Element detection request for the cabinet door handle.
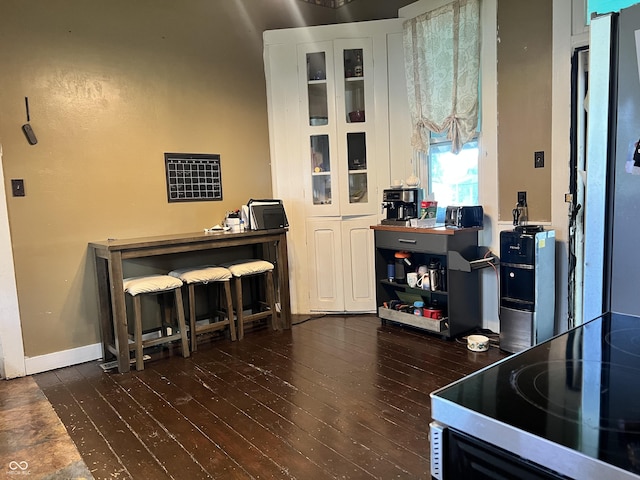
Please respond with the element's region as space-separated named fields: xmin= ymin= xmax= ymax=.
xmin=398 ymin=238 xmax=417 ymax=244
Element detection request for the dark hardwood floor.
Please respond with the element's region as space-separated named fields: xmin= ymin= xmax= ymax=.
xmin=34 ymin=314 xmax=506 ymax=479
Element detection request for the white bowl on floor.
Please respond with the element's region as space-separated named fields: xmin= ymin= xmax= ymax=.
xmin=467 ymin=334 xmax=489 ymax=352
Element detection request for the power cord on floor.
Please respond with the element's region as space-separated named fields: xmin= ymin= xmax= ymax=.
xmin=291 ymin=314 xmax=327 ymax=326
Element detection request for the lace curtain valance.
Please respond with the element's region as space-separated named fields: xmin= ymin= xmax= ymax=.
xmin=403 ymin=0 xmax=480 ymax=155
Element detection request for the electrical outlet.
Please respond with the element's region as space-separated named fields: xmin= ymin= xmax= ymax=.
xmin=517 ymin=191 xmax=527 ymax=207
xmin=534 ymin=151 xmax=545 ymax=168
xmin=11 ymin=179 xmax=25 ymax=197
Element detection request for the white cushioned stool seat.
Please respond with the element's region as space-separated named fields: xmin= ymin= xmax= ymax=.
xmin=225 ymin=260 xmax=274 ymax=277
xmin=169 ymin=266 xmax=231 ymax=284
xmin=123 ymin=274 xmax=189 ymax=371
xmin=124 ymin=275 xmax=183 ymax=296
xmin=168 ymin=265 xmax=236 ymax=349
xmin=223 ymin=259 xmax=277 ymax=340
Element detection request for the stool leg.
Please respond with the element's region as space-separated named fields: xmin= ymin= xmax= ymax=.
xmin=159 ymin=294 xmax=171 ymax=336
xmin=234 ymin=276 xmax=245 ymax=340
xmin=132 ymin=295 xmax=144 ymax=371
xmin=266 ymin=271 xmax=278 ymax=331
xmin=223 ymin=281 xmax=237 ymax=341
xmin=187 ymin=283 xmax=198 ymax=352
xmin=174 ymin=288 xmax=190 ymax=358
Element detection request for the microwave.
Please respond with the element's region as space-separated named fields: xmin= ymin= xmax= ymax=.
xmin=445 ymin=206 xmax=484 ymax=228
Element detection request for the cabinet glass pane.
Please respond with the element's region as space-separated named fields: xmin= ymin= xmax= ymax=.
xmin=348 ymin=172 xmax=368 ymax=204
xmin=344 ymin=48 xmax=365 ymax=123
xmin=310 ymin=134 xmax=331 ymax=205
xmin=347 ymin=132 xmax=366 ymax=170
xmin=307 ymin=52 xmax=328 ymax=126
xmin=347 ymin=132 xmax=367 ymax=204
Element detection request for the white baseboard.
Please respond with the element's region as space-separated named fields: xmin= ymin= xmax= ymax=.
xmin=24 ymin=343 xmax=103 ymax=375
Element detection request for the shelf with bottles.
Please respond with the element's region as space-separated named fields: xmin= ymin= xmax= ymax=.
xmin=379 ymin=251 xmax=448 ymax=289
xmin=378 ymin=276 xmax=449 ymax=317
xmin=343 ymin=48 xmax=364 ymax=79
xmin=343 ymin=48 xmax=365 ymax=123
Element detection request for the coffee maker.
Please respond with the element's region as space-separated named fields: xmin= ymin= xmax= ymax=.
xmin=381 ymin=188 xmax=419 ymax=226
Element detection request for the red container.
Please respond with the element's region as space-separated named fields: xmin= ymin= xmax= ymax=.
xmin=423 ymin=307 xmax=443 ymax=319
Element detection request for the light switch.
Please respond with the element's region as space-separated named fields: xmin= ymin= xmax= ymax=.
xmin=11 ymin=179 xmax=25 ymax=197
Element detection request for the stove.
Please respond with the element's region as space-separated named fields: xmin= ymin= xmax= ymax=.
xmin=430 ymin=312 xmax=640 ymax=479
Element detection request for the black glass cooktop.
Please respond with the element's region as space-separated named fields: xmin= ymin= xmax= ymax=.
xmin=432 ymin=312 xmax=640 ymax=477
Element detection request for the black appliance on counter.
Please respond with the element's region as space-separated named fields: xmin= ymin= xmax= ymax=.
xmin=444 ymin=205 xmax=484 ymax=228
xmin=499 ymin=225 xmax=555 ymax=353
xmin=380 ymin=188 xmax=419 ymax=226
xmin=430 ymin=312 xmax=640 ymax=479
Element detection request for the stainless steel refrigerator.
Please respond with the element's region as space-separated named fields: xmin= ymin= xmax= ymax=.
xmin=584 ymin=4 xmax=640 ymax=321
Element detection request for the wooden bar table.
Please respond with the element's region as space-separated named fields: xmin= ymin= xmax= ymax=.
xmin=90 ymin=228 xmax=291 ymax=373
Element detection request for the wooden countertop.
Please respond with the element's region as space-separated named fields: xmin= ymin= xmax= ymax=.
xmin=89 ymin=228 xmax=288 ymax=251
xmin=370 ymin=224 xmax=481 ymax=235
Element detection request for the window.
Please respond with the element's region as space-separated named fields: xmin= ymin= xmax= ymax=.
xmin=428 ymin=137 xmax=479 ymax=208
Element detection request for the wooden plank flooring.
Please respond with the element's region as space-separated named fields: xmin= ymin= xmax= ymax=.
xmin=34 ymin=314 xmax=506 ymax=479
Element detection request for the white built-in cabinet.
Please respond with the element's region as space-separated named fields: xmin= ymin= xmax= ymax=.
xmin=264 ymin=19 xmax=405 ymax=313
xmin=306 ymin=216 xmax=376 ymax=311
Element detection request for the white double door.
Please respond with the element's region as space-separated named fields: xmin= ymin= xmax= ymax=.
xmin=306 ymin=216 xmax=376 ymax=312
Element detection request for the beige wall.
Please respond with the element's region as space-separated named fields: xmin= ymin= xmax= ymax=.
xmin=0 ymin=0 xmax=566 ymax=365
xmin=497 ymin=0 xmax=553 ymax=222
xmin=0 ymin=0 xmax=410 ymax=361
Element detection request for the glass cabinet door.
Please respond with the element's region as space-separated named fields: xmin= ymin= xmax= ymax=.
xmin=336 ymin=39 xmax=376 ymax=216
xmin=298 ymin=39 xmax=375 ymax=216
xmin=299 ymin=41 xmax=340 ymax=216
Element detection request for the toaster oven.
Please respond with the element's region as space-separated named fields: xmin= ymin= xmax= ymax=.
xmin=444 ymin=206 xmax=484 ymax=228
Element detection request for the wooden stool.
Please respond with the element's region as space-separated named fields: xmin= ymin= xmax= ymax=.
xmin=224 ymin=260 xmax=278 ymax=340
xmin=123 ymin=275 xmax=190 ymax=371
xmin=168 ymin=266 xmax=236 ymax=350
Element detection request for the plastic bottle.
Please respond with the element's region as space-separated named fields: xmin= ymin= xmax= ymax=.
xmin=413 ymin=301 xmax=424 ymax=316
xmin=354 ymin=52 xmax=363 ymax=77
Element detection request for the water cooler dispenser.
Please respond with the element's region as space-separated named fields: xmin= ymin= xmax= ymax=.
xmin=499 ymin=225 xmax=555 ymax=353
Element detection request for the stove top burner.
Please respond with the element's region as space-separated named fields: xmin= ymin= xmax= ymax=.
xmin=433 ymin=313 xmax=640 ymax=477
xmin=605 ymin=327 xmax=640 ymax=357
xmin=512 ymin=359 xmax=640 ymax=435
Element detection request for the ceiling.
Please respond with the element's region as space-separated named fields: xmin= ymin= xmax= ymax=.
xmin=298 ymin=0 xmax=355 ymax=8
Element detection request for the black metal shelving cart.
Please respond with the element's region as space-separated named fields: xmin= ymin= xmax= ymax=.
xmin=371 ymin=225 xmax=496 ymax=339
